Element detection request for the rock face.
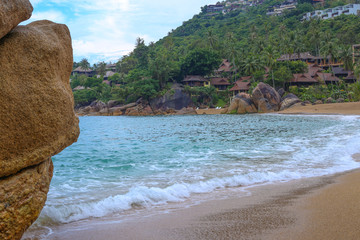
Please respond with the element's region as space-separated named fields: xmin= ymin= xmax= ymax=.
xmin=0 ymin=20 xmax=79 ymax=240
xmin=227 ymin=94 xmax=257 ymax=114
xmin=0 ymin=0 xmax=33 ymax=39
xmin=150 ymin=84 xmax=192 ymax=111
xmin=280 ymin=93 xmax=301 ymax=111
xmin=251 ymin=82 xmax=281 ymax=112
xmin=0 ymin=159 xmax=53 ymax=240
xmin=0 ymin=20 xmax=79 ymax=177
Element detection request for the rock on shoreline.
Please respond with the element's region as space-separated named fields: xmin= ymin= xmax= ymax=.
xmin=0 ymin=3 xmax=79 ymax=239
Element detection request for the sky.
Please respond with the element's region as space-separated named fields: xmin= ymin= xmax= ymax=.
xmin=26 ymin=0 xmax=215 ymax=64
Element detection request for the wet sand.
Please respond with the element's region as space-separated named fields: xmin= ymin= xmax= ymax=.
xmin=32 ymin=169 xmax=360 ymax=240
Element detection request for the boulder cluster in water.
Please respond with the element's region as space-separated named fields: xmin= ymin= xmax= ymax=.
xmin=0 ymin=1 xmax=79 ymax=239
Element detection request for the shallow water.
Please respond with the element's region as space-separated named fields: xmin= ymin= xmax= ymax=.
xmin=25 ymin=114 xmax=360 ymax=238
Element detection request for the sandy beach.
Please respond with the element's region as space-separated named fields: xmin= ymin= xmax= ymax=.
xmin=40 ymin=168 xmax=360 ymax=240
xmin=279 ymin=101 xmax=360 ymax=115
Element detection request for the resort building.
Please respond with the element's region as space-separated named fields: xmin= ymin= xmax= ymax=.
xmin=210 ymin=77 xmax=231 ymax=91
xmin=72 ymin=67 xmax=96 ymax=77
xmin=277 ymin=52 xmax=342 ymax=68
xmin=288 ymin=73 xmax=318 ymax=87
xmin=302 ymin=4 xmax=360 ymax=21
xmin=216 ymin=59 xmax=233 ymax=73
xmin=182 ymin=75 xmax=210 ymax=87
xmin=266 ymin=0 xmax=297 ymax=16
xmin=230 ymin=79 xmax=251 ymax=95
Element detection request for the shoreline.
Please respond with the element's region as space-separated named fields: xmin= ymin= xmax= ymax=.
xmin=23 ymin=110 xmax=360 ymax=240
xmin=24 ymin=168 xmax=360 ymax=240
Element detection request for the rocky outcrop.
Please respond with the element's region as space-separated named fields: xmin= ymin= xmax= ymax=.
xmin=227 ymin=94 xmax=257 ymax=114
xmin=150 ymin=84 xmax=192 ymax=111
xmin=280 ymin=93 xmax=301 ymax=111
xmin=0 ymin=159 xmax=53 ymax=240
xmin=0 ymin=20 xmax=79 ymax=240
xmin=251 ymin=82 xmax=281 ymax=112
xmin=0 ymin=0 xmax=33 ymax=39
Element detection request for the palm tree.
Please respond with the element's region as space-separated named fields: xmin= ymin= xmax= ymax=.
xmin=263 ymin=46 xmax=278 ymax=88
xmin=79 ymin=58 xmax=90 ymax=70
xmin=207 ymin=29 xmax=218 ymax=51
xmin=243 ymin=55 xmax=262 ymax=83
xmin=339 ymin=45 xmax=353 ymax=71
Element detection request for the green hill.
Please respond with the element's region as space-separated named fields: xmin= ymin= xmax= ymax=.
xmin=72 ymin=0 xmax=360 ymax=107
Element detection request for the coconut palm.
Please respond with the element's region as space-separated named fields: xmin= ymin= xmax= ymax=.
xmin=243 ymin=55 xmax=263 ymax=83
xmin=207 ymin=29 xmax=218 ymax=51
xmin=263 ymin=46 xmax=278 ymax=88
xmin=339 ymin=45 xmax=353 ymax=70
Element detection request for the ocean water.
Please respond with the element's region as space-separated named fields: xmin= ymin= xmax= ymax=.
xmin=28 ymin=114 xmax=360 ymax=235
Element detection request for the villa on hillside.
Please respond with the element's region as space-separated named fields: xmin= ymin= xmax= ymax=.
xmin=106 ymin=63 xmax=117 ymax=72
xmin=210 ymin=77 xmax=231 ymax=90
xmin=72 ymin=67 xmax=96 ymax=77
xmin=266 ymin=0 xmax=297 ymax=16
xmin=287 ymin=64 xmax=341 ymax=87
xmin=230 ymin=79 xmax=251 ymax=95
xmin=277 ymin=52 xmax=342 ymax=68
xmin=216 ymin=59 xmax=233 ymax=73
xmin=182 ymin=75 xmax=210 ymax=87
xmin=302 ymin=4 xmax=360 ymax=21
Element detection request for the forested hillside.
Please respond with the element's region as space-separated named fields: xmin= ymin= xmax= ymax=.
xmin=72 ymin=0 xmax=360 ymax=108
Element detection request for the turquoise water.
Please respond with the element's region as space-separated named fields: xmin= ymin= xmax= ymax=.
xmin=34 ymin=114 xmax=360 ymax=227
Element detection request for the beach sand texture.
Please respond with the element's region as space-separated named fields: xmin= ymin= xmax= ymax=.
xmin=196 ymin=102 xmax=360 ymax=115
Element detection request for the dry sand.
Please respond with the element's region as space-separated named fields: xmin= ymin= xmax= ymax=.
xmin=195 ymin=108 xmax=224 ymax=115
xmin=279 ymin=102 xmax=360 ymax=115
xmin=196 ymin=102 xmax=360 ymax=115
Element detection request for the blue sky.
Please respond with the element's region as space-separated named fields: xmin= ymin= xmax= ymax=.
xmin=26 ymin=0 xmax=214 ymax=64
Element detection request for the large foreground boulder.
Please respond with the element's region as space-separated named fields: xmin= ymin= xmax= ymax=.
xmin=0 ymin=159 xmax=53 ymax=240
xmin=227 ymin=94 xmax=257 ymax=114
xmin=0 ymin=0 xmax=33 ymax=39
xmin=0 ymin=20 xmax=79 ymax=177
xmin=251 ymin=82 xmax=281 ymax=112
xmin=0 ymin=20 xmax=79 ymax=239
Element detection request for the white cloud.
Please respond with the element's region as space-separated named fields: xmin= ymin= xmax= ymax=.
xmin=30 ymin=10 xmax=66 ymax=23
xmin=28 ymin=0 xmax=215 ymax=63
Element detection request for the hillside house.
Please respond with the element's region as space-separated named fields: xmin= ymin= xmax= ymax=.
xmin=182 ymin=75 xmax=210 ymax=87
xmin=278 ymin=52 xmax=342 ymax=68
xmin=72 ymin=67 xmax=96 ymax=77
xmin=316 ymin=72 xmax=341 ymax=84
xmin=216 ymin=59 xmax=233 ymax=73
xmin=288 ymin=73 xmax=318 ymax=87
xmin=303 ymin=4 xmax=360 ymax=20
xmin=210 ymin=77 xmax=231 ymax=90
xmin=230 ymin=79 xmax=251 ymax=95
xmin=106 ymin=63 xmax=117 ymax=72
xmin=206 ymin=4 xmax=225 ymax=13
xmin=266 ymin=0 xmax=297 ymax=16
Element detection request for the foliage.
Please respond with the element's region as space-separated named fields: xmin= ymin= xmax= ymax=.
xmin=73 ymin=89 xmax=97 ymax=106
xmin=72 ymin=0 xmax=360 ymax=107
xmin=181 ymin=48 xmax=222 ymax=76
